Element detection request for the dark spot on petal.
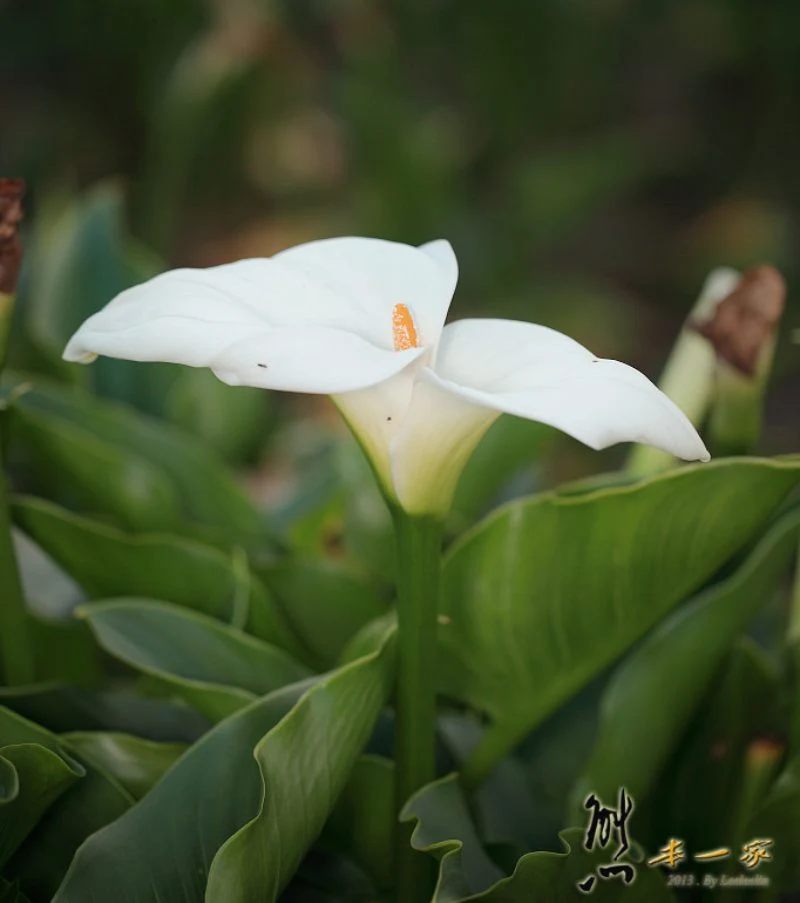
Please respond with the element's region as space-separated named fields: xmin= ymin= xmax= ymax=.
xmin=386 ymin=416 xmax=392 ymax=421
xmin=257 ymin=363 xmax=268 ymax=368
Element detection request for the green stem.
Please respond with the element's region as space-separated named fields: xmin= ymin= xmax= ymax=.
xmin=0 ymin=413 xmax=34 ymax=685
xmin=391 ymin=508 xmax=441 ymax=903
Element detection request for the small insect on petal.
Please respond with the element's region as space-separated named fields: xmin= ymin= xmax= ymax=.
xmin=392 ymin=303 xmax=420 ymax=351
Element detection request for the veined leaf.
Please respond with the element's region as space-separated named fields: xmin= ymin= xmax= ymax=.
xmin=261 ymin=559 xmax=388 ymax=669
xmin=53 ymin=636 xmax=394 ymax=902
xmin=204 ymin=631 xmax=395 ymax=902
xmin=80 ymin=599 xmax=311 ymax=722
xmin=0 ymin=743 xmax=83 ymax=869
xmin=403 ymin=775 xmax=674 ymax=901
xmin=322 ymin=755 xmax=395 ymax=891
xmin=60 ymin=733 xmax=185 ymax=800
xmin=13 ymin=496 xmax=300 ymax=654
xmin=7 ymin=377 xmax=268 ymax=540
xmin=441 ymin=458 xmax=800 ymax=782
xmin=0 ymin=708 xmax=132 ymax=900
xmin=577 ymin=506 xmax=800 ymax=807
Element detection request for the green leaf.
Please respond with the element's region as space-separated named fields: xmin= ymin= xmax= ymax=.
xmin=450 ymin=416 xmax=550 ymax=529
xmin=0 ymin=708 xmax=132 ymax=900
xmin=60 ymin=733 xmax=185 ymax=800
xmin=163 ymin=366 xmax=273 ymax=465
xmin=262 ymin=560 xmax=388 ymax=669
xmin=648 ymin=639 xmax=781 ymax=854
xmin=578 ymin=506 xmax=800 ymax=806
xmin=52 ymin=636 xmax=394 ymax=903
xmin=80 ymin=599 xmax=311 ymax=721
xmin=441 ymin=458 xmax=800 ymax=781
xmin=12 ymin=528 xmax=83 ymax=621
xmin=13 ymin=496 xmax=300 ymax=653
xmin=323 ymin=755 xmax=395 ymax=890
xmin=11 ymin=400 xmax=181 ymax=533
xmin=7 ymin=378 xmax=268 ymax=540
xmin=22 ymin=183 xmax=160 ymax=374
xmin=204 ymin=633 xmax=395 ymax=902
xmin=0 ymin=743 xmax=83 ymax=868
xmin=438 ymin=701 xmax=604 ymax=863
xmin=403 ymin=775 xmax=674 ymax=901
xmin=746 ymin=756 xmax=800 ymax=890
xmin=29 ymin=617 xmax=103 ymax=686
xmin=0 ymin=683 xmax=209 ymax=742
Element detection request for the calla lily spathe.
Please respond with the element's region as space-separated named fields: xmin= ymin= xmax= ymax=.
xmin=64 ymin=237 xmax=709 ymax=514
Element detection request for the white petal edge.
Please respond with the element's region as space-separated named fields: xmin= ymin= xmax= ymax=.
xmin=69 ymin=315 xmax=425 ymax=394
xmin=428 ymin=319 xmax=710 ymax=462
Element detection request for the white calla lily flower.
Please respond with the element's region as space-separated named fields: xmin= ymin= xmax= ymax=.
xmin=64 ymin=236 xmax=709 ymax=515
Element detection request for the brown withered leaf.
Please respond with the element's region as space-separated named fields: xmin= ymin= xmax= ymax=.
xmin=0 ymin=178 xmax=25 ymax=295
xmin=692 ymin=264 xmax=786 ymax=376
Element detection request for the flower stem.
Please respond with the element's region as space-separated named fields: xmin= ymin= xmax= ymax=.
xmin=391 ymin=508 xmax=441 ymax=903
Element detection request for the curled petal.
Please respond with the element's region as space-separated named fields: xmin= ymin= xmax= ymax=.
xmin=274 ymin=237 xmax=456 ymax=348
xmin=428 ymin=319 xmax=710 ymax=461
xmin=211 ymin=327 xmax=424 ymax=394
xmin=63 ymin=237 xmax=455 ymax=391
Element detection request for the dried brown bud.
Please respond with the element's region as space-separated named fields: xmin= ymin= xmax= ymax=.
xmin=0 ymin=178 xmax=24 ymax=295
xmin=691 ymin=265 xmax=786 ymax=376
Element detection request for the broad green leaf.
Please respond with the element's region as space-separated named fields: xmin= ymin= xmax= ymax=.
xmin=204 ymin=633 xmax=395 ymax=902
xmin=0 ymin=708 xmax=132 ymax=900
xmin=323 ymin=755 xmax=395 ymax=890
xmin=80 ymin=599 xmax=311 ymax=721
xmin=262 ymin=560 xmax=388 ymax=669
xmin=0 ymin=743 xmax=83 ymax=868
xmin=53 ymin=637 xmax=394 ymax=903
xmin=451 ymin=416 xmax=550 ymax=529
xmin=7 ymin=378 xmax=268 ymax=540
xmin=645 ymin=640 xmax=780 ymax=855
xmin=403 ymin=775 xmax=674 ymax=901
xmin=11 ymin=400 xmax=180 ymax=532
xmin=441 ymin=458 xmax=800 ymax=777
xmin=60 ymin=733 xmax=185 ymax=800
xmin=13 ymin=496 xmax=300 ymax=654
xmin=0 ymin=683 xmax=209 ymax=742
xmin=578 ymin=506 xmax=800 ymax=806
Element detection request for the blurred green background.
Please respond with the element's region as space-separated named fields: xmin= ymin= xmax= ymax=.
xmin=2 ymin=0 xmax=798 ymax=489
